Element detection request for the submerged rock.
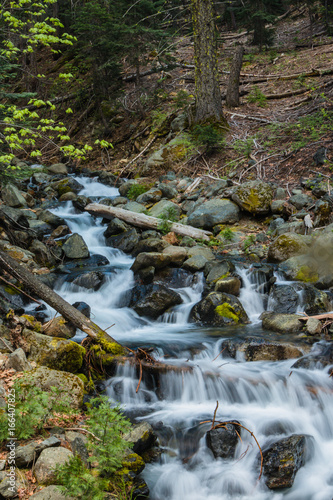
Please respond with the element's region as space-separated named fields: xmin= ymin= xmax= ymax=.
xmin=206 ymin=422 xmax=241 ymax=459
xmin=262 ymin=434 xmax=312 ymax=489
xmin=133 ymin=285 xmax=182 ymax=319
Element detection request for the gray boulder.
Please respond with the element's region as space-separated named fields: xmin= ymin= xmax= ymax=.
xmin=149 ymin=200 xmax=181 ymax=219
xmin=72 ymin=271 xmax=105 ymax=290
xmin=62 ymin=233 xmax=89 ymax=259
xmin=124 ymin=422 xmax=157 ymax=455
xmin=187 ymin=199 xmax=240 ymax=229
xmin=34 ymin=447 xmax=73 ymax=484
xmin=1 ymin=183 xmax=27 ymax=208
xmin=183 ymin=255 xmax=208 ymax=272
xmin=105 ymin=228 xmax=139 ymax=253
xmin=47 ymin=163 xmax=68 ymax=175
xmin=16 ymin=437 xmax=61 ymax=467
xmin=261 ymin=312 xmax=302 ymax=334
xmin=267 ymin=234 xmax=310 ymax=263
xmin=289 ymin=193 xmax=312 ymax=209
xmin=136 ymin=188 xmax=162 ymax=204
xmin=131 ymin=252 xmax=172 ymax=272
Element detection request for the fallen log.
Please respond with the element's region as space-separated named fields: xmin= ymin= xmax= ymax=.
xmin=0 ymin=249 xmax=125 ymax=354
xmin=298 ymin=312 xmax=333 ymax=321
xmin=85 ymin=204 xmax=213 ymax=241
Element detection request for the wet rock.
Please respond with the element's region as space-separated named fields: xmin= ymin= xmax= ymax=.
xmin=133 ymin=285 xmax=182 ymax=319
xmin=183 ymin=255 xmax=208 ymax=272
xmin=51 ymin=225 xmax=70 ymax=239
xmin=55 ymin=254 xmax=109 ymax=273
xmin=121 ymin=452 xmax=145 ymax=474
xmin=190 ymin=292 xmax=249 ymax=326
xmin=72 ymin=301 xmax=91 ymax=318
xmin=23 ymin=329 xmax=85 ymax=372
xmin=29 ymin=240 xmax=56 ymax=267
xmin=137 ymin=266 xmax=155 ymax=284
xmin=104 ymin=217 xmax=130 ymax=237
xmin=28 ymin=220 xmax=53 ymax=239
xmin=188 ymin=245 xmax=215 ymax=261
xmin=1 ymin=183 xmax=27 ymax=208
xmin=132 ymin=237 xmax=168 ymax=256
xmin=72 ymin=271 xmax=105 ymax=290
xmin=59 ymin=192 xmax=77 ymax=202
xmin=55 ymin=177 xmax=83 ymax=197
xmin=73 ymin=195 xmax=92 ymax=212
xmin=131 ymin=252 xmax=172 ymax=272
xmin=267 ymin=234 xmax=310 ymax=263
xmin=232 ymin=181 xmax=274 ymax=215
xmin=206 ymin=261 xmax=235 ymax=284
xmin=37 ymin=210 xmax=65 ymax=227
xmin=62 ymin=233 xmax=89 ymax=259
xmin=42 ymin=316 xmax=76 ymax=339
xmin=268 ymin=284 xmax=300 ymax=314
xmin=262 ymin=434 xmax=311 ymax=489
xmin=149 ymin=200 xmax=181 ymax=219
xmin=124 ymin=422 xmax=157 ymax=455
xmin=26 ymin=367 xmax=84 ymax=408
xmin=187 ymin=199 xmax=240 ymax=229
xmin=214 ymin=276 xmax=241 ymax=295
xmin=206 ymin=422 xmax=241 ymax=459
xmin=106 ymin=228 xmax=139 ymax=253
xmin=278 ymin=255 xmax=318 ymax=283
xmin=291 ymin=342 xmax=333 ymax=369
xmin=34 ymin=447 xmax=73 ymax=484
xmin=261 ymin=312 xmax=302 ymax=334
xmin=222 ymin=337 xmax=303 ymax=361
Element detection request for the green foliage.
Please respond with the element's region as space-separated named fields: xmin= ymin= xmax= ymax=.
xmin=247 ymin=86 xmax=267 ymax=107
xmin=157 ymin=207 xmax=178 ymax=234
xmin=190 ymin=124 xmax=225 ymax=154
xmin=55 ymin=396 xmax=132 ymax=499
xmin=232 ymin=137 xmax=255 ymax=157
xmin=220 ymin=227 xmax=235 ymax=242
xmin=0 ymin=376 xmax=78 ymax=441
xmin=173 ymin=90 xmax=193 ymax=110
xmin=127 ymin=184 xmax=149 ymax=200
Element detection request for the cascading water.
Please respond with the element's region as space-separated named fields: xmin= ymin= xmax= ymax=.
xmin=46 ymin=176 xmax=333 ymax=500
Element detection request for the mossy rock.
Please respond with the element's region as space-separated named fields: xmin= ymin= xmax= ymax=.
xmin=121 ymin=452 xmax=145 ymax=474
xmin=190 ymin=292 xmax=249 ymax=326
xmin=24 ymin=366 xmax=84 ymax=408
xmin=232 ymin=181 xmax=274 ymax=215
xmin=23 ymin=329 xmax=85 ymax=373
xmin=267 ymin=233 xmax=310 ymax=263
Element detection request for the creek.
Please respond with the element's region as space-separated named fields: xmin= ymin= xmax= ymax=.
xmin=47 ymin=176 xmax=333 ymax=500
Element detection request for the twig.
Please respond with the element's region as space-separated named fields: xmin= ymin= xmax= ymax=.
xmin=224 ymin=110 xmax=274 ymax=124
xmin=136 ymin=360 xmax=143 ymax=393
xmin=212 ymin=347 xmax=226 ymax=362
xmin=211 ymin=401 xmax=219 ymax=430
xmin=0 ymin=337 xmax=14 ymax=352
xmin=118 ymin=135 xmax=157 ymax=176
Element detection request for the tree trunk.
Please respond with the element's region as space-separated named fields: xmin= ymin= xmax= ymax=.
xmin=0 ymin=250 xmax=124 ymax=353
xmin=226 ymin=45 xmax=244 ymax=107
xmin=85 ymin=204 xmax=213 ymax=241
xmin=190 ymin=0 xmax=225 ymax=124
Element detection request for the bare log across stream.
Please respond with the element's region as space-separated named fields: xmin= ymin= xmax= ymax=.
xmin=0 ymin=249 xmax=125 ymax=353
xmin=85 ymin=203 xmax=213 ymax=241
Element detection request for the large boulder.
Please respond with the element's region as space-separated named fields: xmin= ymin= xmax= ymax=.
xmin=268 ymin=283 xmax=329 ymax=315
xmin=133 ymin=285 xmax=182 ymax=319
xmin=1 ymin=183 xmax=27 ymax=208
xmin=262 ymin=434 xmax=312 ymax=489
xmin=132 ymin=237 xmax=168 ymax=256
xmin=190 ymin=292 xmax=249 ymax=326
xmin=261 ymin=312 xmax=302 ymax=334
xmin=279 ymin=255 xmax=319 ymax=283
xmin=23 ymin=329 xmax=85 ymax=372
xmin=267 ymin=234 xmax=310 ymax=263
xmin=206 ymin=422 xmax=241 ymax=459
xmin=187 ymin=199 xmax=240 ymax=229
xmin=34 ymin=447 xmax=73 ymax=485
xmin=26 ymin=367 xmax=84 ymax=408
xmin=72 ymin=271 xmax=105 ymax=291
xmin=62 ymin=233 xmax=89 ymax=259
xmin=232 ymin=181 xmax=274 ymax=215
xmin=221 ymin=338 xmax=303 ymax=361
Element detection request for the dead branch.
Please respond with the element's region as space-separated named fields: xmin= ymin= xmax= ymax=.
xmin=224 ymin=110 xmax=274 ymax=124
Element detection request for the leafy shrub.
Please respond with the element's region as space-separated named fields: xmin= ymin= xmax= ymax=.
xmin=127 ymin=184 xmax=149 ymax=200
xmin=157 ymin=207 xmax=178 ymax=234
xmin=247 ymin=86 xmax=267 ymax=107
xmin=0 ymin=377 xmax=78 ymax=441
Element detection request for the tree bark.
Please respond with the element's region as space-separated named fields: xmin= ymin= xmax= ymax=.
xmin=85 ymin=204 xmax=213 ymax=241
xmin=190 ymin=0 xmax=225 ymax=124
xmin=0 ymin=250 xmax=124 ymax=352
xmin=226 ymin=45 xmax=244 ymax=108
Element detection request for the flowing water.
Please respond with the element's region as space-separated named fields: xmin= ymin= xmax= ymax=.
xmin=46 ymin=176 xmax=333 ymax=500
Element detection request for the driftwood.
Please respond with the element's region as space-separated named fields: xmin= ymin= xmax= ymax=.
xmin=224 ymin=110 xmax=273 ymax=124
xmin=0 ymin=250 xmax=123 ymax=351
xmin=85 ymin=204 xmax=213 ymax=241
xmin=299 ymin=313 xmax=333 ymax=321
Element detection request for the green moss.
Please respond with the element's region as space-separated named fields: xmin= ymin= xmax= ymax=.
xmin=4 ymin=285 xmax=20 ymax=295
xmin=96 ymin=334 xmax=125 ymax=356
xmin=213 ymin=272 xmax=230 ymax=283
xmin=215 ymin=303 xmax=239 ymax=323
xmin=121 ymin=453 xmax=145 ymax=474
xmin=76 ymin=373 xmax=88 ymax=385
xmin=296 ymin=266 xmax=319 ymax=283
xmin=21 ymin=314 xmax=42 ymax=332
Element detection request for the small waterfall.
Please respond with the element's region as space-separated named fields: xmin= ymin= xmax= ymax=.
xmin=38 ymin=175 xmax=333 ymax=500
xmin=236 ymin=265 xmax=265 ymax=323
